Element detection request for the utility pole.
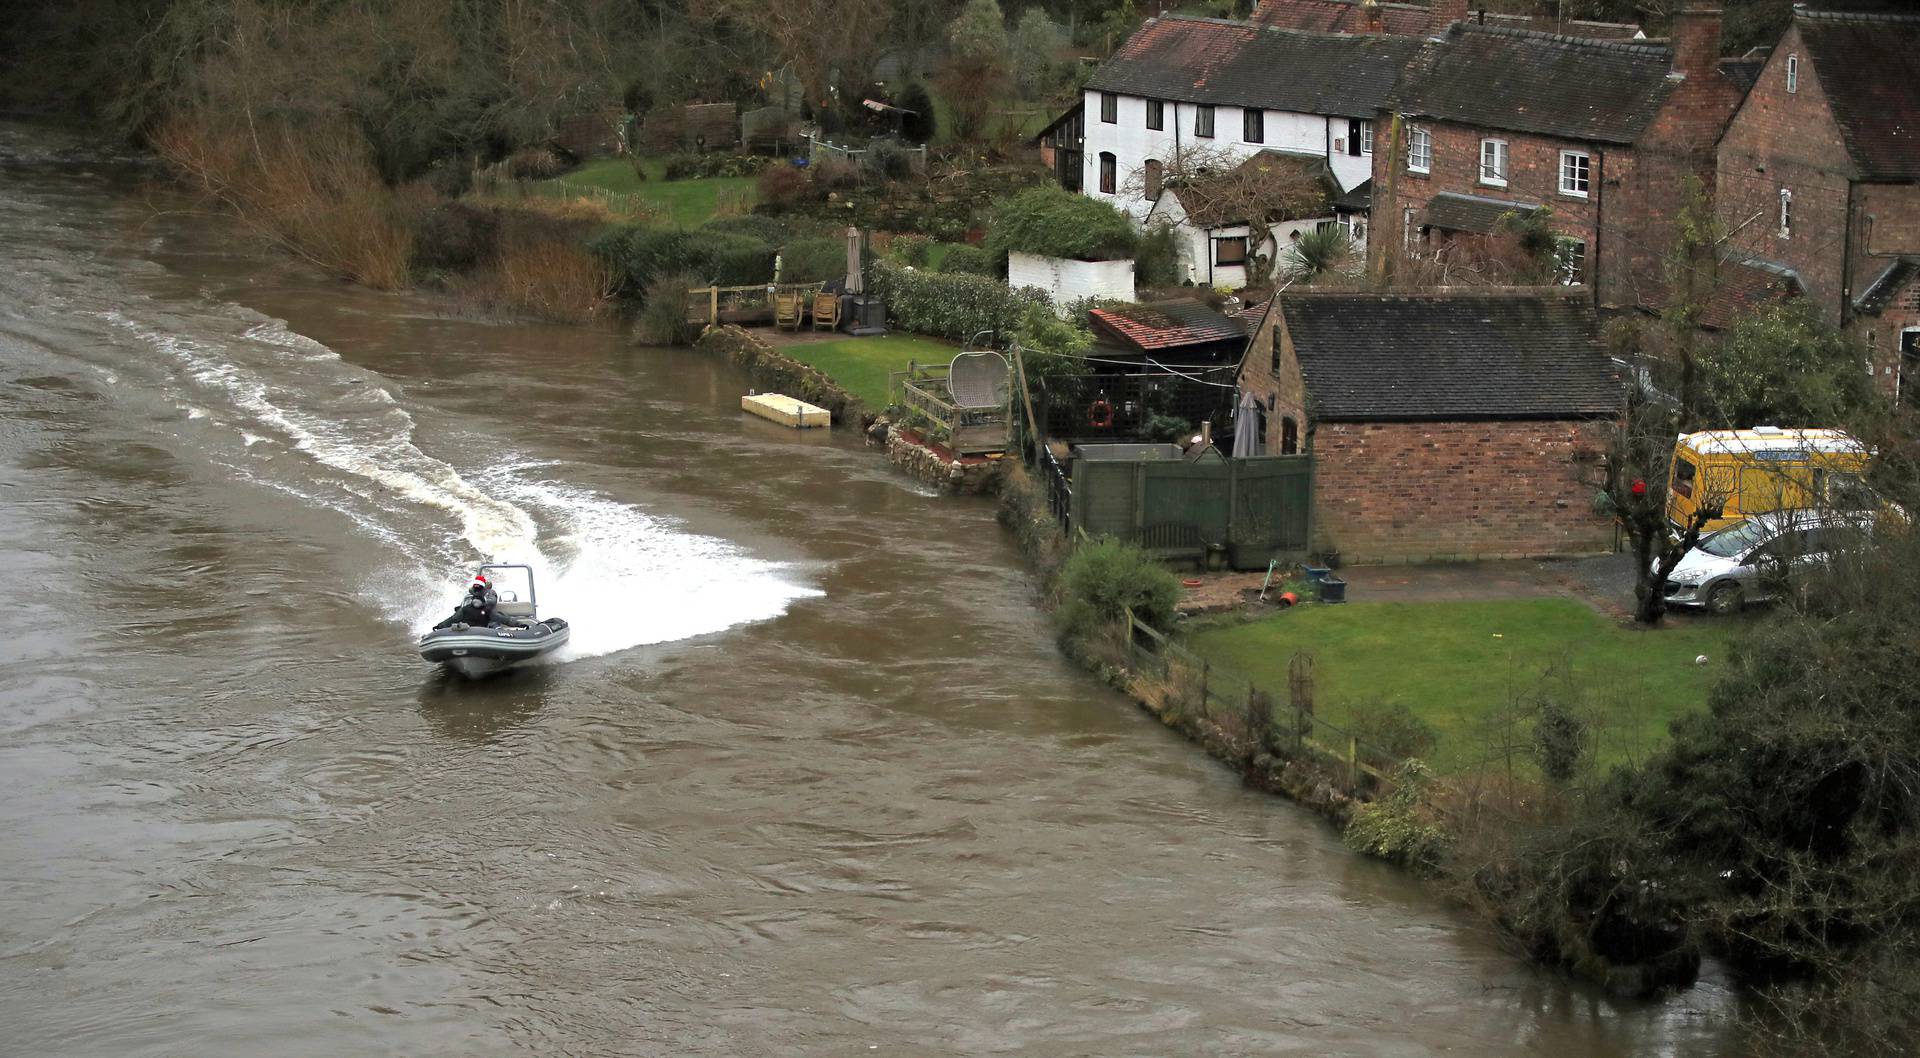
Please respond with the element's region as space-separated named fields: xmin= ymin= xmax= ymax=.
xmin=1369 ymin=112 xmax=1403 ymax=288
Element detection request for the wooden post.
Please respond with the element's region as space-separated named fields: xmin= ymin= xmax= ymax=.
xmin=1370 ymin=112 xmax=1405 ymax=287
xmin=708 ymin=285 xmax=719 ymax=325
xmin=1200 ymin=658 xmax=1210 ymax=712
xmin=1123 ymin=607 xmax=1136 ymax=666
xmin=1348 ymin=735 xmax=1359 ymax=790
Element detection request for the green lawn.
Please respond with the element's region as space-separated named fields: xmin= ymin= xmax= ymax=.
xmin=1187 ymin=599 xmax=1748 ymax=773
xmin=780 ymin=335 xmax=956 ymax=408
xmin=544 ymin=157 xmax=756 ymax=227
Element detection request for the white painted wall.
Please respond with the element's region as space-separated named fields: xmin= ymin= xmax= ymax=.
xmin=1008 ymin=252 xmax=1137 ymax=314
xmin=1146 ymin=190 xmax=1342 ymax=291
xmin=1080 ymin=90 xmax=1375 ymax=219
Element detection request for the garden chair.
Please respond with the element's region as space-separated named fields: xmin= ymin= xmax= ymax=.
xmin=811 ymin=291 xmax=841 ymax=331
xmin=774 ymin=290 xmax=804 ymax=331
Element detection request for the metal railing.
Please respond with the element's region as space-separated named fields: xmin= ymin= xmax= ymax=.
xmin=685 ymin=282 xmax=826 ymax=326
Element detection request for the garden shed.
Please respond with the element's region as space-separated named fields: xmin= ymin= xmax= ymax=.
xmin=1236 ymin=288 xmax=1622 ymax=562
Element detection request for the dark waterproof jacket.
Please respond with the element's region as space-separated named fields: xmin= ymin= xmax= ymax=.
xmin=432 ymin=588 xmax=526 ymax=630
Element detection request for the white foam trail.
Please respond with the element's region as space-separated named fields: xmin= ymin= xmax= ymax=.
xmin=100 ymin=307 xmax=820 ymax=663
xmin=457 ymin=471 xmax=822 ymax=659
xmin=184 ymin=405 xmax=208 ymax=420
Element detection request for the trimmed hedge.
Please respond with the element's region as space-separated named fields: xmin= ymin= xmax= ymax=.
xmin=986 ymin=185 xmax=1138 ymax=262
xmin=867 ymin=261 xmax=1050 ymax=343
xmin=940 ymin=244 xmax=1000 ymax=276
xmin=591 ymin=225 xmax=780 ymax=294
xmin=780 ymin=237 xmax=847 ymax=283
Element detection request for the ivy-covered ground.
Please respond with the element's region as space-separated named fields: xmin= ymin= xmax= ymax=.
xmin=544 ymin=157 xmax=755 ymax=226
xmin=1187 ymin=598 xmax=1747 ymax=773
xmin=778 ymin=335 xmax=956 ymax=409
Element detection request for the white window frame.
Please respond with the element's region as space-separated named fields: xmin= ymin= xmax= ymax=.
xmin=1559 ymin=150 xmax=1591 ymax=198
xmin=1779 ymin=188 xmax=1793 ymax=238
xmin=1359 ymin=120 xmax=1373 ymax=155
xmin=1479 ymin=138 xmax=1508 ymax=187
xmin=1407 ymin=126 xmax=1432 ymax=174
xmin=1786 ymin=54 xmax=1798 ymax=94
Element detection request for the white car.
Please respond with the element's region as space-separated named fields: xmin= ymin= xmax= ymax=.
xmin=1658 ymin=510 xmax=1869 ymax=615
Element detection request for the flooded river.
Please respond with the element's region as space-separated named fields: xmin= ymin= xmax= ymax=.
xmin=0 ymin=124 xmax=1745 ymax=1055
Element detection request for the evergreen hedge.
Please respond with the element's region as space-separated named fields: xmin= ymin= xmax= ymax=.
xmin=986 ymin=185 xmax=1139 ymax=262
xmin=867 ymin=261 xmax=1050 ymax=342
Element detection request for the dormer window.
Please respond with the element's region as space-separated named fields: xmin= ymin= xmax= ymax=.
xmin=1779 ymin=188 xmax=1793 ymax=238
xmin=1786 ymin=54 xmax=1799 ymax=94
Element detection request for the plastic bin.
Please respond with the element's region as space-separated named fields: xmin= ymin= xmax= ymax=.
xmin=1302 ymin=565 xmax=1332 ymax=583
xmin=1316 ymin=576 xmax=1347 ymax=604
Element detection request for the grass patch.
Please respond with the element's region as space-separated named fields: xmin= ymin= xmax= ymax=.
xmin=1187 ymin=598 xmax=1749 ymax=773
xmin=545 ymin=158 xmax=755 ymax=227
xmin=779 ymin=334 xmax=956 ymax=408
xmin=924 ymin=241 xmax=973 ymax=271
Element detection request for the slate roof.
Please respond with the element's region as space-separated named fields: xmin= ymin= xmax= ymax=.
xmin=1085 ymin=16 xmax=1422 ymax=120
xmin=1420 ymin=191 xmax=1544 ymax=234
xmin=1699 ymin=256 xmax=1803 ymax=330
xmin=1091 ymin=300 xmax=1247 ymax=352
xmin=1797 ymin=11 xmax=1920 ymax=181
xmin=1717 ymin=55 xmax=1768 ymax=94
xmin=1250 ymin=0 xmax=1644 ymax=40
xmin=1334 ymin=178 xmax=1373 ymax=213
xmin=1853 ymin=257 xmax=1920 ymax=316
xmin=1276 ymin=289 xmax=1619 ymax=421
xmin=1389 ymin=23 xmax=1676 ymax=145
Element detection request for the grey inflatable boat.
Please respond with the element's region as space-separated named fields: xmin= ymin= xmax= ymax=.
xmin=418 ymin=564 xmax=569 ymax=678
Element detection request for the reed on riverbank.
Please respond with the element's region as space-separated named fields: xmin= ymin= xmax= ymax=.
xmin=152 ymin=114 xmax=414 ymax=290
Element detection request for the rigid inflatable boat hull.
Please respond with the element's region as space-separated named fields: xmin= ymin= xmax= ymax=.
xmin=419 ymin=618 xmax=570 ymax=678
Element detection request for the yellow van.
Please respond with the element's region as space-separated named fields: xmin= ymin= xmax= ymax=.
xmin=1667 ymin=427 xmax=1871 ymax=534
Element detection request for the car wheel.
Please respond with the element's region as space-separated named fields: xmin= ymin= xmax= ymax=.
xmin=1706 ymin=582 xmax=1743 ymax=616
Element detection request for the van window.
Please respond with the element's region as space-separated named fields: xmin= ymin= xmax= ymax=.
xmin=1672 ymin=457 xmax=1697 ymax=498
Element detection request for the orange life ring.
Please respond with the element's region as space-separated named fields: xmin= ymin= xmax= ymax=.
xmin=1088 ymin=398 xmax=1115 ymax=429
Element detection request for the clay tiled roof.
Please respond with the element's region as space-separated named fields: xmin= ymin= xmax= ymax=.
xmin=1699 ymin=256 xmax=1803 ymax=330
xmin=1091 ymin=300 xmax=1247 ymax=352
xmin=1420 ymin=191 xmax=1545 ymax=234
xmin=1085 ymin=16 xmax=1421 ymax=120
xmin=1277 ymin=289 xmax=1619 ymax=421
xmin=1250 ymin=0 xmax=1644 ymax=40
xmin=1797 ymin=11 xmax=1920 ymax=182
xmin=1389 ymin=23 xmax=1676 ymax=145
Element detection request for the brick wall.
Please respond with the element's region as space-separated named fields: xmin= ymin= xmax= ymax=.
xmin=1234 ymin=303 xmax=1309 ymax=452
xmin=1372 ymin=119 xmax=1605 ymax=278
xmin=1849 ymin=270 xmax=1920 ymax=396
xmin=1716 ymin=24 xmax=1856 ymax=323
xmin=1310 ymin=418 xmax=1615 ymax=562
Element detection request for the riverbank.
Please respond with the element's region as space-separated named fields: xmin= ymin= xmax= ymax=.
xmin=989 ymin=466 xmax=1720 ymax=999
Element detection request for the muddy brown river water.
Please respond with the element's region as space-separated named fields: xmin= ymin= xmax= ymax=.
xmin=0 ymin=124 xmax=1750 ymax=1055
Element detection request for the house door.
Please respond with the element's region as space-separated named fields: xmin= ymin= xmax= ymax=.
xmin=1902 ymin=328 xmax=1920 ymax=406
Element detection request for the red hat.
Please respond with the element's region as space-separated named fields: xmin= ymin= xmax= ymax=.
xmin=471 ymin=572 xmax=489 ymax=586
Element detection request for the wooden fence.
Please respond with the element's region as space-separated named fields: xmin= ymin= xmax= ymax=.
xmin=685 ymin=282 xmax=825 ymax=327
xmin=808 ymin=135 xmax=929 ymax=170
xmin=890 ymin=362 xmax=1009 ymax=454
xmin=1123 ymin=609 xmax=1405 ymax=794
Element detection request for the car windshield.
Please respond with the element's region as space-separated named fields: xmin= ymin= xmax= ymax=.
xmin=1697 ymin=519 xmax=1772 ymax=558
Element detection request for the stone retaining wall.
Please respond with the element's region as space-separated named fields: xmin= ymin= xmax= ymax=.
xmin=887 ymin=427 xmax=1001 ymax=495
xmin=694 ymin=325 xmax=862 ymax=424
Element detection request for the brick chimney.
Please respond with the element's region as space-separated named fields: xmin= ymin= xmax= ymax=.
xmin=1668 ymin=6 xmax=1723 ymax=85
xmin=1362 ymin=0 xmax=1386 ymax=34
xmin=1428 ymin=0 xmax=1469 ymax=33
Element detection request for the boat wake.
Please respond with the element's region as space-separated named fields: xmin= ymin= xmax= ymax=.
xmin=97 ymin=304 xmax=820 ymax=663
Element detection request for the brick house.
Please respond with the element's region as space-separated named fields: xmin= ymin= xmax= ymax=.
xmin=1713 ymin=8 xmax=1920 ymax=401
xmin=1371 ymin=4 xmax=1748 ymax=312
xmin=1236 ymin=288 xmax=1621 ymax=561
